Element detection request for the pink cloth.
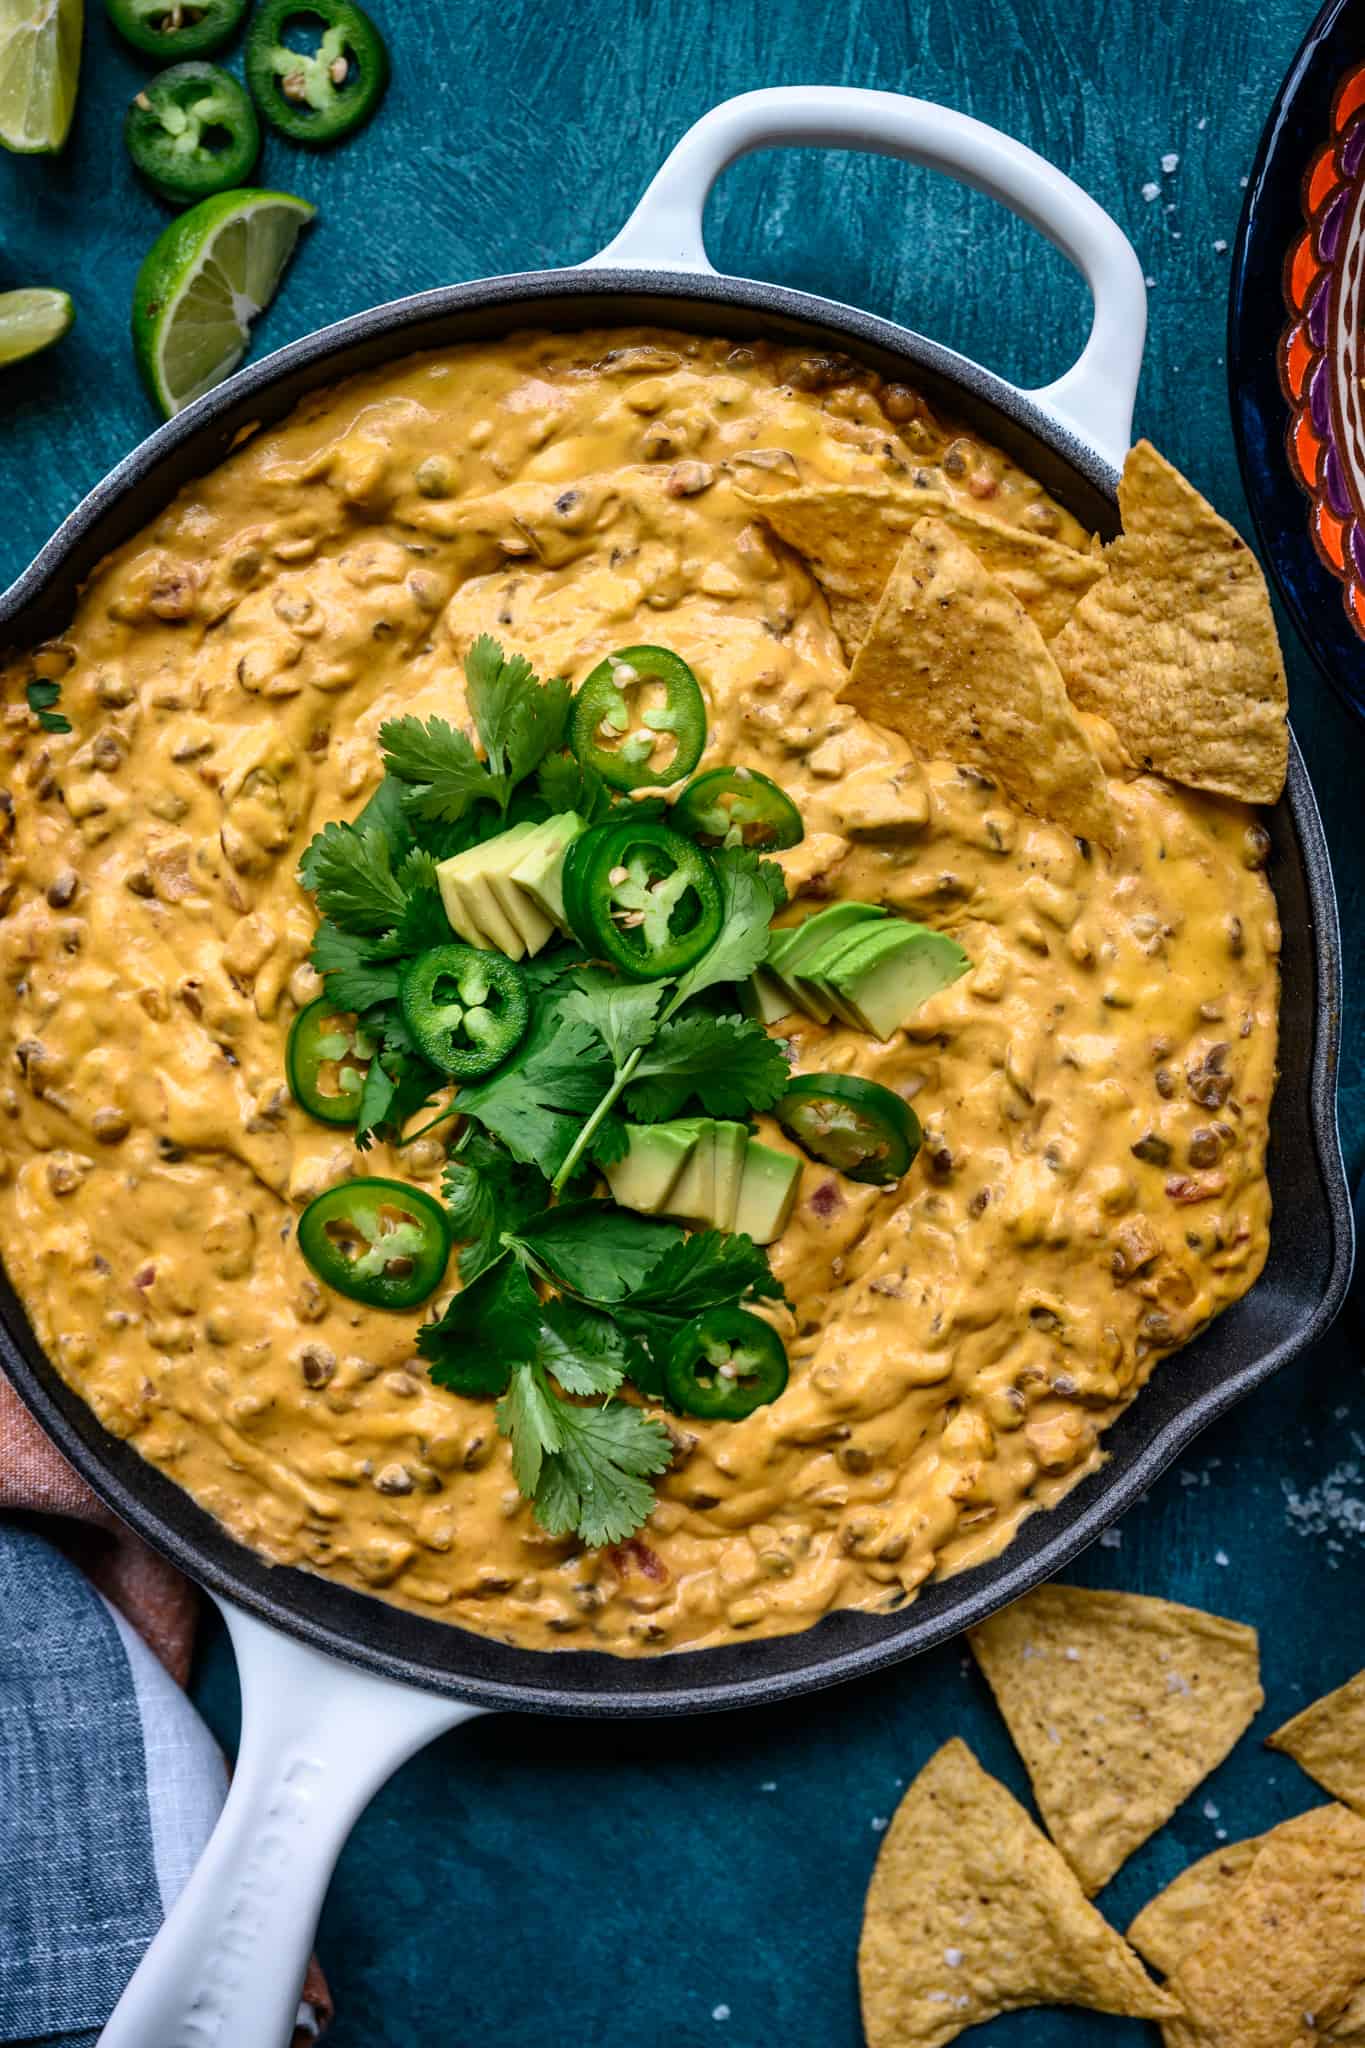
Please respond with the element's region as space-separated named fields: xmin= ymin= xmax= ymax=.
xmin=0 ymin=1368 xmax=334 ymax=2040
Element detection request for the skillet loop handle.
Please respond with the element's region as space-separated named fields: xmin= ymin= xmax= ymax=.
xmin=99 ymin=1599 xmax=481 ymax=2048
xmin=587 ymin=85 xmax=1147 ymax=475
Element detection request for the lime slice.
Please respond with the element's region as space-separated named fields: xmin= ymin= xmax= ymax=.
xmin=0 ymin=285 xmax=73 ymax=364
xmin=0 ymin=0 xmax=83 ymax=153
xmin=131 ymin=187 xmax=315 ymax=417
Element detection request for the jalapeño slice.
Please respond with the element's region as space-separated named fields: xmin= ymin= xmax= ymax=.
xmin=244 ymin=0 xmax=389 ymax=145
xmin=664 ymin=1308 xmax=789 ymax=1420
xmin=671 ymin=766 xmax=803 ymax=851
xmin=562 ymin=817 xmax=722 ymax=980
xmin=286 ymin=997 xmax=374 ymax=1125
xmin=106 ymin=0 xmax=250 ymax=60
xmin=774 ymin=1073 xmax=921 ymax=1186
xmin=570 ymin=646 xmax=706 ymax=792
xmin=125 ymin=63 xmax=261 ymax=205
xmin=297 ymin=1177 xmax=451 ymax=1310
xmin=400 ymin=944 xmax=529 ymax=1079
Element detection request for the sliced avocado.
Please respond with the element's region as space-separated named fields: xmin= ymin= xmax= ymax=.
xmin=509 ymin=811 xmax=586 ymax=932
xmin=732 ymin=1140 xmax=801 ymax=1246
xmin=483 ymin=824 xmax=557 ymax=956
xmin=667 ymin=1119 xmax=717 ymax=1225
xmin=436 ymin=835 xmax=529 ymax=957
xmin=826 ymin=923 xmax=971 ymax=1040
xmin=800 ymin=921 xmax=921 ymax=1030
xmin=712 ymin=1121 xmax=748 ymax=1232
xmin=605 ymin=1122 xmax=699 ymax=1214
xmin=747 ymin=969 xmax=793 ymax=1026
xmin=768 ymin=903 xmax=886 ymax=1023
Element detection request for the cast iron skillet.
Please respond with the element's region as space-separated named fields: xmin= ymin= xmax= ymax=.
xmin=0 ymin=89 xmax=1352 ymax=2048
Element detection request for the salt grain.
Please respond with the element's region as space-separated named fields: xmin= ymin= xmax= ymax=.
xmin=1142 ymin=181 xmax=1161 ymax=202
xmin=1213 ymin=239 xmax=1228 ymax=255
xmin=945 ymin=1948 xmax=964 ymax=1968
xmin=1284 ymin=1463 xmax=1365 ymax=1543
xmin=1162 ymin=152 xmax=1180 ymax=173
xmin=1203 ymin=1800 xmax=1220 ymax=1821
xmin=712 ymin=2005 xmax=730 ymax=2023
xmin=872 ymin=1816 xmax=888 ymax=1833
xmin=1215 ymin=1549 xmax=1229 ymax=1567
xmin=1100 ymin=1528 xmax=1122 ymax=1548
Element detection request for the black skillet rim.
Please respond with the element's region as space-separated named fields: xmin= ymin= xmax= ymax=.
xmin=0 ymin=265 xmax=1353 ymax=1715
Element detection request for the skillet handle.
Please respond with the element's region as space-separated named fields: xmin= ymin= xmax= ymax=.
xmin=99 ymin=1597 xmax=481 ymax=2048
xmin=586 ymin=85 xmax=1147 ymax=475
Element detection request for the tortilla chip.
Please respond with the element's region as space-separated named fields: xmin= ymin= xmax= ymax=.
xmin=1160 ymin=1804 xmax=1365 ymax=2047
xmin=1052 ymin=440 xmax=1288 ymax=803
xmin=968 ymin=1585 xmax=1263 ymax=1894
xmin=1128 ymin=1835 xmax=1265 ymax=1977
xmin=1128 ymin=1816 xmax=1365 ymax=2042
xmin=843 ymin=521 xmax=1114 ymax=844
xmin=858 ymin=1737 xmax=1177 ymax=2048
xmin=1268 ymin=1670 xmax=1365 ymax=1815
xmin=751 ymin=483 xmax=1103 ymax=656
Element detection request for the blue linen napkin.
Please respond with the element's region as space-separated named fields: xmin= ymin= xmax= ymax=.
xmin=0 ymin=1518 xmax=233 ymax=2046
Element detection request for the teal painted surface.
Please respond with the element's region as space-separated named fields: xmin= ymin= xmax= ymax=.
xmin=4 ymin=2 xmax=1363 ymax=2043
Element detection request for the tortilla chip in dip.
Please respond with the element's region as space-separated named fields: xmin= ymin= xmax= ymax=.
xmin=858 ymin=1737 xmax=1177 ymax=2048
xmin=1052 ymin=440 xmax=1289 ymax=804
xmin=843 ymin=520 xmax=1114 ymax=844
xmin=750 ymin=482 xmax=1103 ymax=656
xmin=1268 ymin=1668 xmax=1365 ymax=1815
xmin=1128 ymin=1815 xmax=1365 ymax=2039
xmin=968 ymin=1584 xmax=1263 ymax=1894
xmin=1159 ymin=1804 xmax=1365 ymax=2048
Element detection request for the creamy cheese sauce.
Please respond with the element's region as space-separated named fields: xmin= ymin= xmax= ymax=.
xmin=0 ymin=330 xmax=1277 ymax=1653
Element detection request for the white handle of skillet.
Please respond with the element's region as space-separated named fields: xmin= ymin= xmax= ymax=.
xmin=587 ymin=85 xmax=1147 ymax=475
xmin=100 ymin=1596 xmax=481 ymax=2048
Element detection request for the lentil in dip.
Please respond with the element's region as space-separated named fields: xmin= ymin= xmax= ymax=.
xmin=0 ymin=330 xmax=1277 ymax=1652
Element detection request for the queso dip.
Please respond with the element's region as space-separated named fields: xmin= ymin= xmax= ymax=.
xmin=0 ymin=330 xmax=1278 ymax=1653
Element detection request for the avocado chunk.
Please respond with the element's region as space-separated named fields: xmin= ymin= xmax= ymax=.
xmin=605 ymin=1122 xmax=699 ymax=1214
xmin=509 ymin=811 xmax=586 ymax=932
xmin=768 ymin=903 xmax=885 ymax=1023
xmin=667 ymin=1119 xmax=717 ymax=1224
xmin=733 ymin=1141 xmax=801 ymax=1245
xmin=798 ymin=920 xmax=921 ymax=1030
xmin=484 ymin=825 xmax=557 ymax=955
xmin=825 ymin=923 xmax=971 ymax=1040
xmin=711 ymin=1121 xmax=748 ymax=1232
xmin=746 ymin=968 xmax=793 ymax=1026
xmin=436 ymin=828 xmax=537 ymax=958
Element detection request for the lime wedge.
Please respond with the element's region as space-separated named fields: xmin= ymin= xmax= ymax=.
xmin=131 ymin=187 xmax=315 ymax=417
xmin=0 ymin=0 xmax=82 ymax=153
xmin=0 ymin=285 xmax=73 ymax=364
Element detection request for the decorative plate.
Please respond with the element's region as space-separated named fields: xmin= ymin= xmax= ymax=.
xmin=1230 ymin=0 xmax=1365 ymax=719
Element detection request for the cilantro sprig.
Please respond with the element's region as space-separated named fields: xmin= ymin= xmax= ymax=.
xmin=293 ymin=636 xmax=800 ymax=1547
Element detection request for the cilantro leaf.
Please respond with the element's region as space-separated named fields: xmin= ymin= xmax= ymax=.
xmin=630 ymin=1228 xmax=787 ymax=1316
xmin=418 ymin=1253 xmax=542 ymax=1395
xmin=456 ymin=994 xmax=613 ymax=1174
xmin=507 ymin=1200 xmax=684 ymax=1302
xmin=465 ymin=635 xmax=572 ymax=797
xmin=625 ymin=1013 xmax=791 ymax=1120
xmin=559 ymin=968 xmax=664 ymax=1067
xmin=309 ymin=922 xmax=404 ymax=1012
xmin=614 ymin=1229 xmax=787 ymax=1382
xmin=496 ymin=1361 xmax=562 ymax=1496
xmin=536 ymin=1300 xmax=634 ymax=1396
xmin=537 ymin=749 xmax=613 ymax=823
xmin=26 ymin=678 xmax=71 ymax=734
xmin=352 ymin=773 xmax=416 ymax=857
xmin=379 ymin=713 xmax=489 ymax=825
xmin=298 ymin=822 xmax=411 ymax=934
xmin=442 ymin=1133 xmax=549 ymax=1280
xmin=662 ymin=846 xmax=781 ymax=1014
xmin=354 ymin=1049 xmax=439 ymax=1152
xmin=512 ymin=1378 xmax=673 ymax=1547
